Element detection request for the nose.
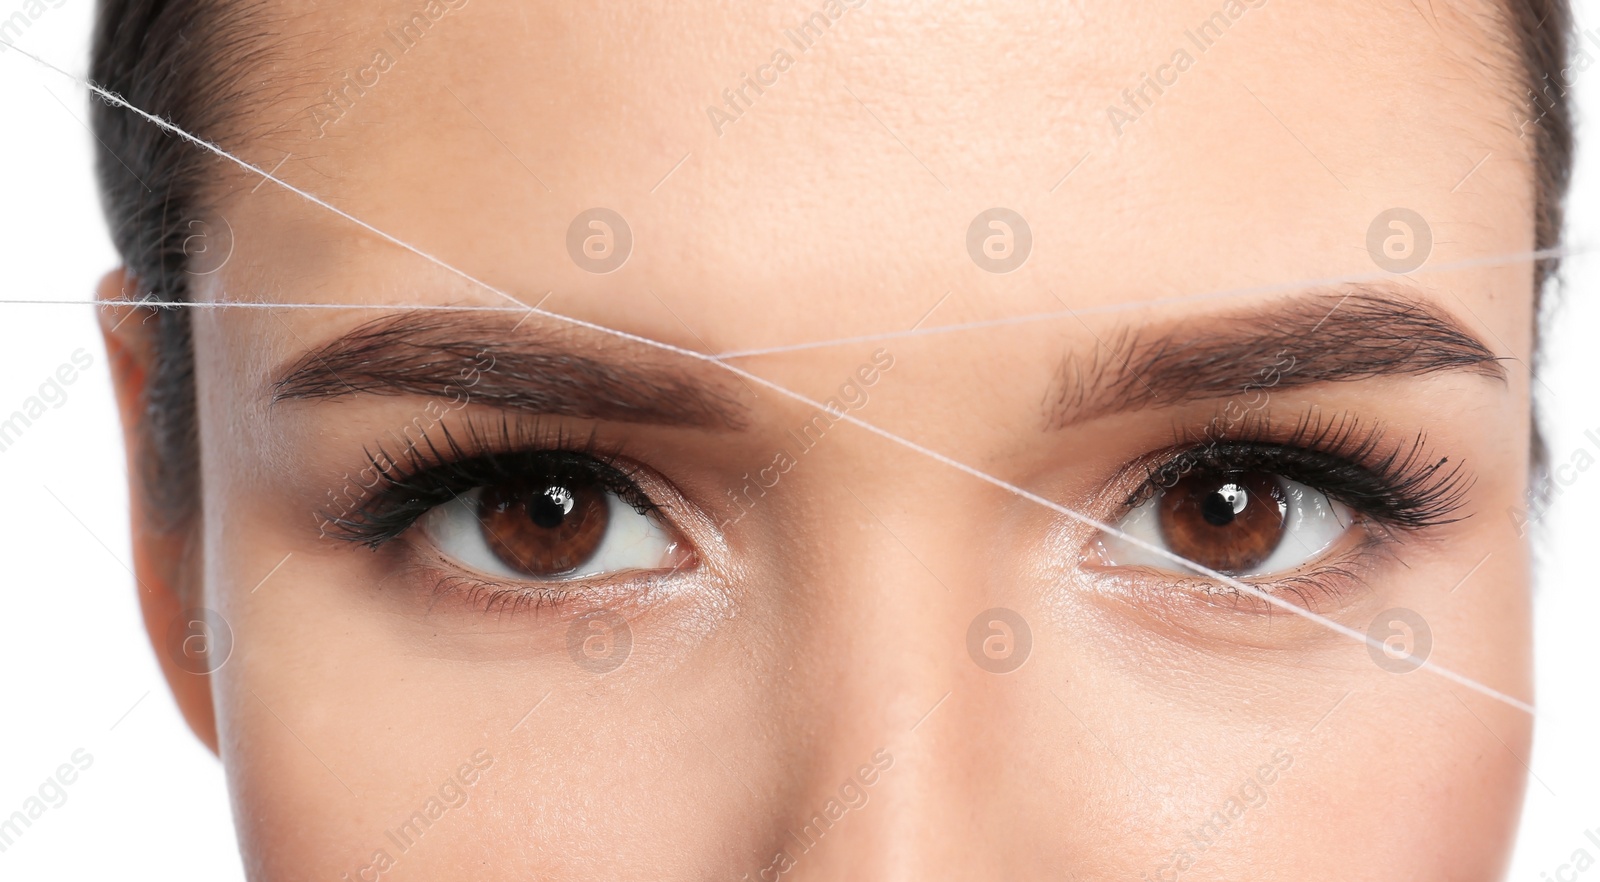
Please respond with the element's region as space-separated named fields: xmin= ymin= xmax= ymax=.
xmin=759 ymin=465 xmax=1064 ymax=882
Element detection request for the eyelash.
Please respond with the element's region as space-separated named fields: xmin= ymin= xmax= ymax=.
xmin=321 ymin=417 xmax=657 ymax=550
xmin=1125 ymin=410 xmax=1471 ymax=534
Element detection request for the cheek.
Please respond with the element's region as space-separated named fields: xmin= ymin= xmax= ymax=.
xmin=1270 ymin=699 xmax=1528 ymax=878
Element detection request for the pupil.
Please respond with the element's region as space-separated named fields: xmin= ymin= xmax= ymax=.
xmin=1201 ymin=483 xmax=1248 ymax=526
xmin=528 ymin=485 xmax=574 ymax=528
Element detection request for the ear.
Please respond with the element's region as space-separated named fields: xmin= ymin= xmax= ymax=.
xmin=97 ymin=269 xmax=219 ymax=755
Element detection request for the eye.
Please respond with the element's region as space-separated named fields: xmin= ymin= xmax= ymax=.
xmin=322 ymin=419 xmax=699 ymax=588
xmin=418 ymin=466 xmax=689 ymax=582
xmin=1095 ymin=469 xmax=1355 ymax=578
xmin=1089 ymin=420 xmax=1473 ymax=584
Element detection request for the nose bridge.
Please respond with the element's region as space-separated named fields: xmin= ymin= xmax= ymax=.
xmin=773 ymin=469 xmax=1011 ymax=881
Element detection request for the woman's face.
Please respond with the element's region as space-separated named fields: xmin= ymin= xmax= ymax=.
xmin=111 ymin=0 xmax=1539 ymax=878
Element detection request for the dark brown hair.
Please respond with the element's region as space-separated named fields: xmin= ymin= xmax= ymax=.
xmin=88 ymin=0 xmax=1577 ymax=531
xmin=90 ymin=0 xmax=269 ymax=529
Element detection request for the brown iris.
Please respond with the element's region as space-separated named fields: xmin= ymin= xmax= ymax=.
xmin=476 ymin=475 xmax=610 ymax=577
xmin=1156 ymin=471 xmax=1287 ymax=574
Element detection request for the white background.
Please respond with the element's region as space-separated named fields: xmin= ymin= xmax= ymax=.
xmin=1 ymin=4 xmax=1598 ymax=880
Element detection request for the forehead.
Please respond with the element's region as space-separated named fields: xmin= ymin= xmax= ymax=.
xmin=215 ymin=0 xmax=1530 ymax=350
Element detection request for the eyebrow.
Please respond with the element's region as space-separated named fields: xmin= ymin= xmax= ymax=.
xmin=270 ymin=312 xmax=749 ymax=429
xmin=1045 ymin=289 xmax=1505 ymax=429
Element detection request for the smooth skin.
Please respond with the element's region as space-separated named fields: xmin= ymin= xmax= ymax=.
xmin=103 ymin=1 xmax=1535 ymax=879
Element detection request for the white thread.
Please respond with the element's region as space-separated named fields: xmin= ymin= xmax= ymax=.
xmin=7 ymin=299 xmax=532 ymax=312
xmin=7 ymin=44 xmax=1536 ymax=715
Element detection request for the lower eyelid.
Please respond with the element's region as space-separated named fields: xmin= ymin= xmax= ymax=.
xmin=403 ymin=556 xmax=680 ymax=620
xmin=429 ymin=575 xmax=577 ymax=617
xmin=1084 ymin=524 xmax=1392 ymax=618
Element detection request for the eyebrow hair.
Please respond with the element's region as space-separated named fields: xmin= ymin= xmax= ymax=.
xmin=271 ymin=312 xmax=750 ymax=429
xmin=1045 ymin=290 xmax=1505 ymax=429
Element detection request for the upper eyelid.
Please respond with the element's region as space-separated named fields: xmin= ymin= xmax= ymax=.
xmin=1123 ymin=437 xmax=1470 ymax=531
xmin=330 ymin=448 xmax=654 ymax=544
xmin=317 ymin=408 xmax=652 ymax=542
